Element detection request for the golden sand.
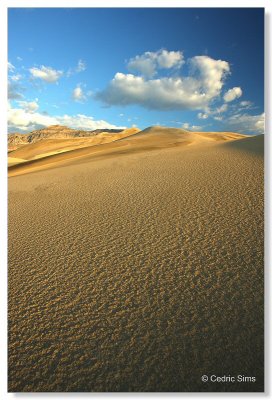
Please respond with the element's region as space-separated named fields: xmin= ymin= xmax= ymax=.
xmin=8 ymin=128 xmax=264 ymax=391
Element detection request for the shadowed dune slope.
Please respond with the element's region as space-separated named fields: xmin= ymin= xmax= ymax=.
xmin=8 ymin=127 xmax=247 ymax=177
xmin=223 ymin=133 xmax=264 ymax=155
xmin=8 ymin=130 xmax=264 ymax=391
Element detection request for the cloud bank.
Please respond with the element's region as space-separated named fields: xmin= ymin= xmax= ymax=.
xmin=225 ymin=112 xmax=264 ymax=134
xmin=8 ymin=103 xmax=125 ymax=133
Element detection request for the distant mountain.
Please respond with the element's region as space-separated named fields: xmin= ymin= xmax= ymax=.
xmin=8 ymin=125 xmax=124 ymax=151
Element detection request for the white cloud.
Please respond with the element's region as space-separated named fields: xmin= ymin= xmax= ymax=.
xmin=17 ymin=100 xmax=39 ymax=113
xmin=72 ymin=85 xmax=87 ymax=102
xmin=239 ymin=100 xmax=254 ymax=110
xmin=198 ymin=103 xmax=228 ymax=120
xmin=197 ymin=103 xmax=228 ymax=122
xmin=189 ymin=56 xmax=230 ymax=99
xmin=182 ymin=122 xmax=202 ymax=131
xmin=225 ymin=112 xmax=264 ymax=134
xmin=8 ymin=62 xmax=15 ymax=72
xmin=16 ymin=56 xmax=23 ymax=62
xmin=10 ymin=74 xmax=22 ymax=82
xmin=157 ymin=50 xmax=184 ymax=69
xmin=128 ymin=56 xmax=156 ymax=78
xmin=67 ymin=59 xmax=87 ymax=76
xmin=56 ymin=114 xmax=125 ymax=131
xmin=97 ymin=55 xmax=230 ymax=111
xmin=8 ymin=81 xmax=24 ymax=99
xmin=223 ymin=86 xmax=242 ymax=102
xmin=76 ymin=59 xmax=86 ymax=72
xmin=8 ymin=104 xmax=55 ymax=132
xmin=198 ymin=112 xmax=209 ymax=119
xmin=8 ymin=103 xmax=125 ymax=133
xmin=127 ymin=49 xmax=184 ymax=78
xmin=29 ymin=65 xmax=63 ymax=83
xmin=240 ymin=101 xmax=252 ymax=107
xmin=216 ymin=103 xmax=228 ymax=113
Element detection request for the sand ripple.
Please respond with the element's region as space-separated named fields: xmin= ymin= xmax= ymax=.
xmin=8 ymin=135 xmax=264 ymax=391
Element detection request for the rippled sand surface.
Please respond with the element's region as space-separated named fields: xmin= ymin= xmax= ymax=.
xmin=8 ymin=130 xmax=264 ymax=392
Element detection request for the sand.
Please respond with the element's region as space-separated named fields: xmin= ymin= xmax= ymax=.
xmin=8 ymin=128 xmax=264 ymax=392
xmin=7 ymin=157 xmax=26 ymax=167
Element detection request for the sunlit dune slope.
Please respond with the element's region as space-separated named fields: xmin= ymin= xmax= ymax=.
xmin=8 ymin=157 xmax=27 ymax=167
xmin=8 ymin=126 xmax=247 ymax=177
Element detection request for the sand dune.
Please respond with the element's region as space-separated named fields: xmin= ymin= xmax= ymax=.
xmin=223 ymin=134 xmax=264 ymax=155
xmin=8 ymin=157 xmax=26 ymax=167
xmin=8 ymin=127 xmax=247 ymax=177
xmin=8 ymin=128 xmax=264 ymax=392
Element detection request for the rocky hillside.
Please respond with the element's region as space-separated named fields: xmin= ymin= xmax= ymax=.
xmin=8 ymin=125 xmax=124 ymax=151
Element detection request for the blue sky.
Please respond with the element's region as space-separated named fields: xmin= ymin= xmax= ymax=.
xmin=8 ymin=8 xmax=264 ymax=134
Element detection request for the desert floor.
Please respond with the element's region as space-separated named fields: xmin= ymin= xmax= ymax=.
xmin=8 ymin=128 xmax=264 ymax=392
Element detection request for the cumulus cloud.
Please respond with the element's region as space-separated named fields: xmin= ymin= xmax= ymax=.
xmin=29 ymin=65 xmax=63 ymax=83
xmin=225 ymin=112 xmax=264 ymax=134
xmin=157 ymin=50 xmax=183 ymax=69
xmin=127 ymin=49 xmax=184 ymax=78
xmin=72 ymin=85 xmax=86 ymax=102
xmin=96 ymin=55 xmax=230 ymax=111
xmin=197 ymin=112 xmax=209 ymax=119
xmin=223 ymin=86 xmax=242 ymax=102
xmin=190 ymin=56 xmax=230 ymax=98
xmin=17 ymin=100 xmax=39 ymax=113
xmin=8 ymin=104 xmax=55 ymax=132
xmin=182 ymin=122 xmax=202 ymax=131
xmin=8 ymin=103 xmax=124 ymax=133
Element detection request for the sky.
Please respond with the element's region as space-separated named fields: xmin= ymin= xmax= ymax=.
xmin=7 ymin=7 xmax=264 ymax=134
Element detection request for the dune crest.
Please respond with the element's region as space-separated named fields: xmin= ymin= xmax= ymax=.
xmin=8 ymin=125 xmax=251 ymax=177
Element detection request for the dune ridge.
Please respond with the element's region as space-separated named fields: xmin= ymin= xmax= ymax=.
xmin=8 ymin=126 xmax=248 ymax=177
